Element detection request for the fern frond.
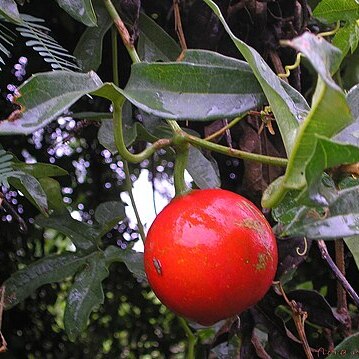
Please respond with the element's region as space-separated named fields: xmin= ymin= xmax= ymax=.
xmin=0 ymin=21 xmax=15 ymax=70
xmin=0 ymin=149 xmax=21 ymax=187
xmin=16 ymin=14 xmax=80 ymax=71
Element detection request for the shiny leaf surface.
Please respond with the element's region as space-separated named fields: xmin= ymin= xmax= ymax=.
xmin=54 ymin=0 xmax=96 ymax=26
xmin=64 ymin=252 xmax=109 ymax=341
xmin=262 ymin=32 xmax=352 ymax=208
xmin=203 ymin=0 xmax=303 ymax=154
xmin=74 ymin=0 xmax=112 ymax=71
xmin=4 ymin=251 xmax=94 ymax=309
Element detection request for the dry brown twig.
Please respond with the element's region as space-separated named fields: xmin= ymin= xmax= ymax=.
xmin=173 ymin=0 xmax=187 ymax=50
xmin=276 ymin=282 xmax=314 ymax=359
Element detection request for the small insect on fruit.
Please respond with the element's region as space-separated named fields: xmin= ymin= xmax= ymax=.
xmin=144 ymin=189 xmax=278 ymax=326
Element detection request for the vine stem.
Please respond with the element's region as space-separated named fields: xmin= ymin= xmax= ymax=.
xmin=204 ymin=114 xmax=246 ymax=141
xmin=111 ymin=26 xmax=146 ymax=243
xmin=104 ymin=0 xmax=289 ymax=170
xmin=112 ymin=100 xmax=172 ymax=163
xmin=103 ymin=0 xmax=140 ymax=64
xmin=178 ymin=317 xmax=197 ymax=359
xmin=317 ymin=240 xmax=359 ymax=307
xmin=185 ymin=132 xmax=288 ymax=167
xmin=123 ymin=161 xmax=146 ymax=243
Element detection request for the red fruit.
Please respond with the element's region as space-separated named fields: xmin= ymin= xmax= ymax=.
xmin=144 ymin=188 xmax=278 ymax=326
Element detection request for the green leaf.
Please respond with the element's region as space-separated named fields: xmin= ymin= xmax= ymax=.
xmin=17 ymin=15 xmax=80 ymax=71
xmin=202 ymin=0 xmax=303 ymax=155
xmin=335 ymin=83 xmax=359 ymax=146
xmin=12 ymin=161 xmax=68 ymax=178
xmin=280 ymin=186 xmax=359 ymax=239
xmin=104 ymin=245 xmax=145 ymax=280
xmin=38 ymin=177 xmax=68 ymax=214
xmin=138 ymin=12 xmax=181 ymax=62
xmin=121 ymin=58 xmax=266 ymax=121
xmin=97 ymin=101 xmax=136 ymax=154
xmin=0 ymin=0 xmax=22 ymax=24
xmin=97 ymin=120 xmax=117 ymax=154
xmin=94 ymin=201 xmax=126 ymax=237
xmin=0 ymin=149 xmax=19 ymax=187
xmin=313 ymin=0 xmax=359 ymax=23
xmin=344 ymin=236 xmax=359 ymax=270
xmin=187 ymin=146 xmax=221 ymax=189
xmin=0 ymin=71 xmax=102 ymax=135
xmin=327 ymin=332 xmax=359 ymax=358
xmin=2 ymin=52 xmax=268 ymax=134
xmin=71 ymin=111 xmax=111 ymax=120
xmin=36 ymin=213 xmax=98 ymax=251
xmin=183 ymin=49 xmax=310 ymax=120
xmin=333 ymin=21 xmax=359 ymax=63
xmin=54 ymin=0 xmax=96 ymax=27
xmin=74 ymin=0 xmax=112 ymax=71
xmin=64 ymin=252 xmax=109 ymax=341
xmin=262 ymin=32 xmax=352 ymax=208
xmin=4 ymin=251 xmax=94 ymax=309
xmin=299 ymin=135 xmax=359 ymax=204
xmin=9 ymin=174 xmax=48 ymax=214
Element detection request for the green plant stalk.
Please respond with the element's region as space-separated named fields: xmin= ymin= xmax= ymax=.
xmin=103 ymin=0 xmax=140 ymax=64
xmin=173 ymin=142 xmax=190 ymax=196
xmin=178 ymin=317 xmax=197 ymax=359
xmin=112 ymin=100 xmax=172 ymax=163
xmin=185 ymin=133 xmax=288 ymax=167
xmin=123 ymin=161 xmax=146 ymax=243
xmin=167 ymin=120 xmax=191 ymax=196
xmin=111 ymin=26 xmax=119 ymax=86
xmin=111 ymin=27 xmax=146 ymax=243
xmin=106 ymin=0 xmax=288 ymax=170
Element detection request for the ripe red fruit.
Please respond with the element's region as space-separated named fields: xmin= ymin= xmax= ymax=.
xmin=144 ymin=188 xmax=278 ymax=326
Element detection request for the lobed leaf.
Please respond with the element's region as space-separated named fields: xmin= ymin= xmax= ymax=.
xmin=64 ymin=252 xmax=109 ymax=341
xmin=3 ymin=251 xmax=95 ymax=309
xmin=94 ymin=200 xmax=126 ymax=237
xmin=104 ymin=245 xmax=145 ymax=280
xmin=36 ymin=213 xmax=98 ymax=251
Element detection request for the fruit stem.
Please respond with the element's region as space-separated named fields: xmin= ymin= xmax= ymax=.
xmin=178 ymin=317 xmax=197 ymax=359
xmin=173 ymin=134 xmax=190 ymax=196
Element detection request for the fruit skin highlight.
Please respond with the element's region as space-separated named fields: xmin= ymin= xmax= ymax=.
xmin=144 ymin=188 xmax=278 ymax=326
